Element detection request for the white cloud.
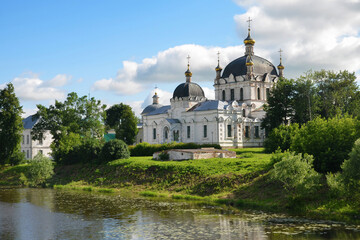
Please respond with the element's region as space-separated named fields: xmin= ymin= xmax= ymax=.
xmin=44 ymin=74 xmax=72 ymax=87
xmin=203 ymin=87 xmax=215 ymax=100
xmin=10 ymin=73 xmax=68 ymax=101
xmin=141 ymin=88 xmax=173 ymax=109
xmin=92 ymin=45 xmax=245 ymax=95
xmin=233 ymin=0 xmax=360 ymax=78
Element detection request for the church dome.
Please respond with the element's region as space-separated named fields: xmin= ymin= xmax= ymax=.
xmin=221 ymin=55 xmax=278 ymax=78
xmin=141 ymin=103 xmax=163 ymax=115
xmin=173 ymin=82 xmax=205 ymax=99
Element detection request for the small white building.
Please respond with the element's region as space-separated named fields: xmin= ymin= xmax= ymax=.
xmin=139 ymin=27 xmax=284 ymax=148
xmin=21 ymin=115 xmax=52 ymax=159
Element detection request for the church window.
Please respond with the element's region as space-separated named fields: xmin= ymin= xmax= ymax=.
xmin=266 ymin=88 xmax=270 ymax=100
xmin=39 ymin=133 xmax=43 ymax=145
xmin=227 ymin=124 xmax=232 ymax=138
xmin=240 ymin=88 xmax=243 ymax=101
xmin=203 ymin=125 xmax=207 ymax=138
xmin=230 ymin=89 xmax=234 ymax=101
xmin=26 ymin=150 xmax=29 ymax=159
xmin=222 ymin=90 xmax=226 ymax=101
xmin=153 ymin=128 xmax=156 ymax=140
xmin=187 ymin=126 xmax=191 ymax=138
xmin=26 ymin=135 xmax=29 ymax=144
xmin=165 ymin=130 xmax=168 ymax=139
xmin=257 ymin=88 xmax=261 ymax=100
xmin=39 ymin=150 xmax=43 ymax=155
xmin=22 ymin=135 xmax=24 ymax=144
xmin=245 ymin=126 xmax=250 ymax=138
xmin=242 ymin=109 xmax=246 ymax=117
xmin=255 ymin=126 xmax=259 ymax=138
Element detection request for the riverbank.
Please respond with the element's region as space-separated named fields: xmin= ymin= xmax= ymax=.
xmin=0 ymin=148 xmax=359 ymax=223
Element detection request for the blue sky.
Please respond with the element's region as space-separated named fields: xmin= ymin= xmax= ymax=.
xmin=1 ymin=0 xmax=359 ymax=116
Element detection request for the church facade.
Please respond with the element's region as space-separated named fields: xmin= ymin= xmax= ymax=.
xmin=139 ymin=27 xmax=284 ymax=148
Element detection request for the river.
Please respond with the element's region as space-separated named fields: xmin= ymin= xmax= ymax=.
xmin=0 ymin=188 xmax=359 ymax=240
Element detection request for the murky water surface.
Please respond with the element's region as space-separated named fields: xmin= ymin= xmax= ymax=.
xmin=0 ymin=188 xmax=359 ymax=240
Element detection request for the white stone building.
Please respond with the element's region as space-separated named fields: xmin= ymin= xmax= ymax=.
xmin=21 ymin=115 xmax=52 ymax=159
xmin=139 ymin=27 xmax=284 ymax=148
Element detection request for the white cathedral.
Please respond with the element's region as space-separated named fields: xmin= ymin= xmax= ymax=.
xmin=138 ymin=26 xmax=284 ymax=148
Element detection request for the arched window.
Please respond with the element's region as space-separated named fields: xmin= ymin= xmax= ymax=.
xmin=222 ymin=90 xmax=226 ymax=101
xmin=164 ymin=126 xmax=169 ymax=140
xmin=257 ymin=88 xmax=261 ymax=100
xmin=240 ymin=88 xmax=243 ymax=101
xmin=266 ymin=88 xmax=270 ymax=100
xmin=230 ymin=89 xmax=234 ymax=101
xmin=242 ymin=109 xmax=246 ymax=117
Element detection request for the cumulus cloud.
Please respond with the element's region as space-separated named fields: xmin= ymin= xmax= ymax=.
xmin=10 ymin=73 xmax=69 ymax=101
xmin=233 ymin=0 xmax=360 ymax=78
xmin=44 ymin=74 xmax=72 ymax=87
xmin=92 ymin=45 xmax=245 ymax=95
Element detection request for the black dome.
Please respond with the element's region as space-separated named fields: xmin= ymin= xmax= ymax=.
xmin=141 ymin=104 xmax=162 ymax=115
xmin=222 ymin=55 xmax=278 ymax=78
xmin=173 ymin=82 xmax=205 ymax=99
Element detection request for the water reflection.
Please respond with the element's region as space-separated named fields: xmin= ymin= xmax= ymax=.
xmin=0 ymin=188 xmax=359 ymax=240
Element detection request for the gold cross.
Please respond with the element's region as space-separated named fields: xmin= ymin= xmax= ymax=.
xmin=187 ymin=55 xmax=191 ymax=66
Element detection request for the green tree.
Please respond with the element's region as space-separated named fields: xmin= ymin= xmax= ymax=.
xmin=291 ymin=115 xmax=360 ymax=173
xmin=264 ymin=123 xmax=299 ymax=153
xmin=0 ymin=83 xmax=23 ymax=164
xmin=100 ymin=139 xmax=130 ymax=162
xmin=26 ymin=153 xmax=54 ymax=186
xmin=271 ymin=152 xmax=320 ymax=197
xmin=312 ymin=70 xmax=358 ymax=119
xmin=32 ymin=92 xmax=106 ymax=148
xmin=105 ymin=103 xmax=138 ymax=145
xmin=262 ymin=78 xmax=296 ymax=133
xmin=340 ymin=138 xmax=360 ymax=191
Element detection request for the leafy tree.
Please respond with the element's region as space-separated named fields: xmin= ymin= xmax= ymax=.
xmin=32 ymin=92 xmax=106 ymax=148
xmin=26 ymin=153 xmax=54 ymax=186
xmin=0 ymin=83 xmax=23 ymax=164
xmin=291 ymin=115 xmax=360 ymax=173
xmin=312 ymin=70 xmax=358 ymax=119
xmin=264 ymin=123 xmax=299 ymax=153
xmin=340 ymin=138 xmax=360 ymax=191
xmin=271 ymin=152 xmax=320 ymax=197
xmin=262 ymin=70 xmax=359 ymax=134
xmin=100 ymin=139 xmax=130 ymax=162
xmin=105 ymin=103 xmax=138 ymax=145
xmin=52 ymin=132 xmax=82 ymax=164
xmin=262 ymin=78 xmax=296 ymax=133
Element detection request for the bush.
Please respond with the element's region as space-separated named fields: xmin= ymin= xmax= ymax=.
xmin=271 ymin=152 xmax=321 ymax=197
xmin=291 ymin=115 xmax=360 ymax=173
xmin=340 ymin=138 xmax=360 ymax=192
xmin=26 ymin=153 xmax=54 ymax=186
xmin=158 ymin=151 xmax=169 ymax=160
xmin=269 ymin=149 xmax=291 ymax=167
xmin=264 ymin=124 xmax=299 ymax=153
xmin=9 ymin=151 xmax=27 ymax=165
xmin=130 ymin=142 xmax=221 ymax=156
xmin=100 ymin=139 xmax=130 ymax=162
xmin=68 ymin=138 xmax=103 ymax=164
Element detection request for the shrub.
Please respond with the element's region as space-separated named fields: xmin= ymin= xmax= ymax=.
xmin=100 ymin=139 xmax=130 ymax=162
xmin=269 ymin=149 xmax=291 ymax=167
xmin=130 ymin=142 xmax=221 ymax=156
xmin=26 ymin=153 xmax=54 ymax=186
xmin=264 ymin=123 xmax=299 ymax=153
xmin=291 ymin=115 xmax=360 ymax=173
xmin=271 ymin=152 xmax=320 ymax=197
xmin=340 ymin=138 xmax=360 ymax=192
xmin=158 ymin=151 xmax=169 ymax=160
xmin=9 ymin=151 xmax=27 ymax=165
